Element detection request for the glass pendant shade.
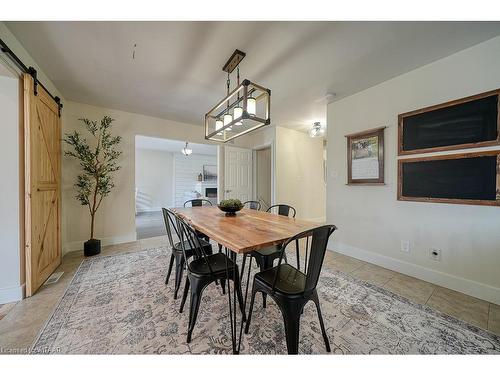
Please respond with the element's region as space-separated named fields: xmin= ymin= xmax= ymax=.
xmin=223 ymin=113 xmax=233 ymax=131
xmin=233 ymin=106 xmax=243 ymax=125
xmin=246 ymin=97 xmax=256 ymax=115
xmin=215 ymin=119 xmax=223 ymax=134
xmin=181 ymin=142 xmax=193 ymax=156
xmin=309 ymin=122 xmax=325 ymax=138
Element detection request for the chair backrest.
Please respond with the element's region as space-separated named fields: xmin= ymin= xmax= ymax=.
xmin=175 ymin=214 xmax=215 ymax=275
xmin=162 ymin=208 xmax=180 ymax=248
xmin=266 ymin=204 xmax=296 ymax=218
xmin=243 ymin=200 xmax=261 ymax=210
xmin=273 ymin=225 xmax=337 ymax=295
xmin=184 ymin=199 xmax=213 ymax=207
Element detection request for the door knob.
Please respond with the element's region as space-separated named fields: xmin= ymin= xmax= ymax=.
xmin=225 ymin=190 xmax=232 ymax=193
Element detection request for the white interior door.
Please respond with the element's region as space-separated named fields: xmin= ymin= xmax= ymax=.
xmin=224 ymin=146 xmax=252 ymax=202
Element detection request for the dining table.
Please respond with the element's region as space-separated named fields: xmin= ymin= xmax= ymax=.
xmin=173 ymin=206 xmax=321 ymax=354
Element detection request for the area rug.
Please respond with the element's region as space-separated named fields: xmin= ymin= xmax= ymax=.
xmin=31 ymin=247 xmax=500 ymax=354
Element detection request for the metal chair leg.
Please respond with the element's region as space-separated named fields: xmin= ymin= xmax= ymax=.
xmin=179 ymin=277 xmax=190 ymax=313
xmin=165 ymin=253 xmax=175 ymax=284
xmin=244 ymin=285 xmax=258 ymax=334
xmin=173 ymin=254 xmax=185 ymax=299
xmin=312 ymin=291 xmax=331 ymax=352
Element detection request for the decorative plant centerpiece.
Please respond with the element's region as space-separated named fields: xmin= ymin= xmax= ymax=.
xmin=64 ymin=116 xmax=122 ymax=256
xmin=218 ymin=199 xmax=244 ymax=216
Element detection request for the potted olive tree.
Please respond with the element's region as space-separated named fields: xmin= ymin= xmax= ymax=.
xmin=64 ymin=116 xmax=122 ymax=256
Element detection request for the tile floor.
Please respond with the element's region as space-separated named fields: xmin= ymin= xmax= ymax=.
xmin=0 ymin=235 xmax=499 ymax=353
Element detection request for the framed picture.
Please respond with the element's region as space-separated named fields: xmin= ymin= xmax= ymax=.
xmin=346 ymin=126 xmax=385 ymax=185
xmin=203 ymin=165 xmax=217 ymax=182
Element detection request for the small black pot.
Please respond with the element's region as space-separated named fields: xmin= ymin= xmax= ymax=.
xmin=84 ymin=239 xmax=101 ymax=257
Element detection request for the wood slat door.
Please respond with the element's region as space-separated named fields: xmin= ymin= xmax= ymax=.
xmin=23 ymin=73 xmax=62 ymax=297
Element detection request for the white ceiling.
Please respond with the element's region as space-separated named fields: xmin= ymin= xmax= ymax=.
xmin=135 ymin=135 xmax=217 ymax=155
xmin=6 ymin=21 xmax=500 ymax=132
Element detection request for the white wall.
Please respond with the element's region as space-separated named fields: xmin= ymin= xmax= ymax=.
xmin=256 ymin=147 xmax=272 ymax=207
xmin=135 ymin=148 xmax=174 ymax=212
xmin=0 ymin=74 xmax=23 ymax=304
xmin=0 ymin=23 xmax=64 ymax=303
xmin=62 ymin=101 xmax=229 ymax=253
xmin=326 ymin=36 xmax=500 ymax=304
xmin=275 ymin=127 xmax=326 ymax=221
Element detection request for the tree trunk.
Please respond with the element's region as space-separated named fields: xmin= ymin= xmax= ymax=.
xmin=90 ymin=211 xmax=95 ymax=239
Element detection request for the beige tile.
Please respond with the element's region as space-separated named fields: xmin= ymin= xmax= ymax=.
xmin=0 ymin=302 xmax=17 ymax=321
xmin=139 ymin=235 xmax=167 ymax=250
xmin=488 ymin=304 xmax=500 ymax=335
xmin=0 ymin=238 xmax=159 ymax=351
xmin=326 ymin=253 xmax=366 ymax=273
xmin=384 ymin=273 xmax=436 ymax=305
xmin=350 ymin=263 xmax=396 ymax=287
xmin=427 ymin=287 xmax=490 ymax=329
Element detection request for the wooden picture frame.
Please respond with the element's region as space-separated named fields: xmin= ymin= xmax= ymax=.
xmin=346 ymin=126 xmax=385 ymax=185
xmin=398 ymin=89 xmax=500 ymax=156
xmin=397 ymin=150 xmax=500 ymax=206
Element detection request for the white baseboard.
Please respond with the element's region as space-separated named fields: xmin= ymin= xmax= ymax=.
xmin=330 ymin=241 xmax=500 ymax=305
xmin=136 ymin=207 xmax=162 ymax=213
xmin=0 ymin=283 xmax=24 ymax=304
xmin=63 ymin=233 xmax=137 ymax=255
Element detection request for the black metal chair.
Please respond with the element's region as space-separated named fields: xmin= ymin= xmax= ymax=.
xmin=183 ymin=199 xmax=213 ymax=242
xmin=183 ymin=199 xmax=213 ymax=207
xmin=245 ymin=224 xmax=337 ymax=354
xmin=267 ymin=204 xmax=296 ymax=218
xmin=240 ymin=204 xmax=297 ymax=308
xmin=176 ymin=214 xmax=246 ymax=343
xmin=162 ymin=208 xmax=213 ymax=299
xmin=243 ymin=200 xmax=261 ymax=210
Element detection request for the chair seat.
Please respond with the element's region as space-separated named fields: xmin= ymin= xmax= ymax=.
xmin=255 ymin=263 xmax=306 ymax=295
xmin=172 ymin=238 xmax=211 ymax=253
xmin=189 ymin=252 xmax=237 ymax=276
xmin=254 ymin=245 xmax=280 ymax=257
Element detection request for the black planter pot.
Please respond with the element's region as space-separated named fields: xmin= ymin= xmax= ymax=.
xmin=84 ymin=239 xmax=101 ymax=257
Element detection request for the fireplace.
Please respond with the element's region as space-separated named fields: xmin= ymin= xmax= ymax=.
xmin=205 ymin=187 xmax=217 ymax=198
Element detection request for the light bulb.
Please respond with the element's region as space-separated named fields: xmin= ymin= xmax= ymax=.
xmin=223 ymin=113 xmax=233 ymax=131
xmin=233 ymin=106 xmax=243 ymax=125
xmin=247 ymin=97 xmax=256 ymax=115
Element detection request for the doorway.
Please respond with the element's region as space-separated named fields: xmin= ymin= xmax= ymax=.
xmin=255 ymin=146 xmax=272 ymax=210
xmin=134 ymin=136 xmax=218 ymax=239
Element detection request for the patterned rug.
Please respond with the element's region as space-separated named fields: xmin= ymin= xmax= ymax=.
xmin=31 ymin=247 xmax=500 ymax=354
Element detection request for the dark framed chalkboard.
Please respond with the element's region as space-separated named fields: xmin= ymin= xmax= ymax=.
xmin=398 ymin=151 xmax=500 ymax=206
xmin=398 ymin=89 xmax=500 ymax=155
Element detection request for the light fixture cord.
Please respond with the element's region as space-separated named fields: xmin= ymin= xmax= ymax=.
xmin=226 ymin=72 xmax=230 ymax=109
xmin=237 ymin=66 xmax=240 ymax=101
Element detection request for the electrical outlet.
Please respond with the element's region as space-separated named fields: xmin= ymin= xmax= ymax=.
xmin=429 ymin=248 xmax=441 ymax=261
xmin=400 ymin=240 xmax=410 ymax=253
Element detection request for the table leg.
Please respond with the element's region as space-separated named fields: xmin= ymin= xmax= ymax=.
xmin=223 ymin=248 xmax=254 ymax=354
xmin=224 ymin=247 xmax=236 ymax=353
xmin=237 ymin=254 xmax=252 ymax=353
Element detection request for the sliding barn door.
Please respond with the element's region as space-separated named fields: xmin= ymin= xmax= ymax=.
xmin=24 ymin=73 xmax=62 ymax=297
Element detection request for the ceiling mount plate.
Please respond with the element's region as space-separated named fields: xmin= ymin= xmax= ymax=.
xmin=222 ymin=49 xmax=246 ymax=73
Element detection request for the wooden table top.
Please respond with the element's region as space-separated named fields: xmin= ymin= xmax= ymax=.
xmin=173 ymin=207 xmax=321 ymax=254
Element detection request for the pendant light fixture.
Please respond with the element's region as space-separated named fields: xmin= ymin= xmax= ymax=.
xmin=309 ymin=122 xmax=325 ymax=138
xmin=181 ymin=141 xmax=192 ymax=156
xmin=205 ymin=49 xmax=271 ymax=143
